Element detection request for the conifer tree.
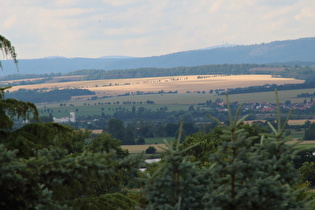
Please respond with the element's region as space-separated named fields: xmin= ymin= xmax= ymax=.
xmin=143 ymin=124 xmax=210 ymax=209
xmin=203 ymin=93 xmax=307 ymax=209
xmin=144 ymin=92 xmax=312 ymax=209
xmin=144 ymin=122 xmax=214 ymax=209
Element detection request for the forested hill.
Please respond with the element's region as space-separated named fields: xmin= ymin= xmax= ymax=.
xmin=0 ymin=37 xmax=314 ymax=76
xmin=2 ymin=65 xmax=315 ymax=84
xmin=66 ymin=65 xmax=315 ymax=82
xmin=67 ymin=64 xmax=270 ymax=80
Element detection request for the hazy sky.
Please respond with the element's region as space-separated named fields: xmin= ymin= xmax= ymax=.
xmin=1 ymin=0 xmax=314 ymax=59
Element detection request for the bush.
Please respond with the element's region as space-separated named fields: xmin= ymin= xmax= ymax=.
xmin=145 ymin=146 xmax=156 ymax=154
xmin=136 ymin=138 xmax=145 ymax=145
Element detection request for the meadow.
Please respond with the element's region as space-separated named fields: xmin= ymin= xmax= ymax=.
xmin=120 ymin=137 xmax=173 ymax=154
xmin=37 ymin=88 xmax=315 ymax=118
xmin=288 ymin=140 xmax=315 ymax=149
xmin=122 ymin=144 xmax=167 ymax=153
xmin=123 ymin=140 xmax=315 ymax=154
xmin=121 ymin=136 xmax=315 ymax=154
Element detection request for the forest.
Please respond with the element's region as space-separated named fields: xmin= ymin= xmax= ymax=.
xmin=5 ymin=88 xmax=95 ymax=103
xmin=221 ymin=81 xmax=315 ymax=95
xmin=1 ymin=64 xmax=315 ymax=84
xmin=51 ymin=64 xmax=315 ymax=81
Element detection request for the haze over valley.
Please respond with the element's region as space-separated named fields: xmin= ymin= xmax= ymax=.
xmin=1 ymin=37 xmax=315 ymax=76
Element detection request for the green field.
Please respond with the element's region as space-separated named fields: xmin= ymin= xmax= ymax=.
xmin=36 ymin=88 xmax=315 ymax=118
xmin=123 ymin=139 xmax=315 ymax=154
xmin=288 ymin=140 xmax=315 ymax=149
xmin=38 ymin=103 xmax=190 ymax=118
xmin=144 ymin=137 xmax=175 ymax=144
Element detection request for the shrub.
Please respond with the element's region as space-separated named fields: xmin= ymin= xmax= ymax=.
xmin=145 ymin=146 xmax=156 ymax=154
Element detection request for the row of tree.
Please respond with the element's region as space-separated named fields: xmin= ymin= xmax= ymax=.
xmin=222 ymin=81 xmax=315 ymax=95
xmin=5 ymin=88 xmax=95 ymax=103
xmin=67 ymin=64 xmax=315 ymax=81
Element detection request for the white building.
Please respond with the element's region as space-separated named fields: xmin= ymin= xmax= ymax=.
xmin=70 ymin=111 xmax=76 ymax=122
xmin=53 ymin=111 xmax=76 ymax=123
xmin=53 ymin=117 xmax=70 ymax=123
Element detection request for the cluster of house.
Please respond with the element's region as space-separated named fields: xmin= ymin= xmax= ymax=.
xmin=243 ymin=101 xmax=315 ymax=112
xmin=214 ymin=100 xmax=315 ymax=113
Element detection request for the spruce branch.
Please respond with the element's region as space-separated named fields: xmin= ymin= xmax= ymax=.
xmin=262 ymin=90 xmax=294 ymax=142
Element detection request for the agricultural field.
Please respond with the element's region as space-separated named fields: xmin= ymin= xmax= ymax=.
xmin=8 ymin=74 xmax=304 ymax=97
xmin=10 ymin=74 xmax=315 ymax=118
xmin=124 ymin=138 xmax=315 ymax=154
xmin=123 ymin=141 xmax=315 ymax=154
xmin=38 ymin=103 xmax=190 ymax=118
xmin=37 ymin=88 xmax=315 ymax=118
xmin=288 ymin=119 xmax=315 ymax=125
xmin=122 ymin=144 xmax=167 ymax=154
xmin=288 ymin=140 xmax=315 ymax=149
xmin=122 ymin=137 xmax=174 ymax=154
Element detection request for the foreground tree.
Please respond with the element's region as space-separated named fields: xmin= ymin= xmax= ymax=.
xmin=143 ymin=125 xmax=209 ymax=209
xmin=0 ymin=143 xmax=143 ymax=209
xmin=303 ymin=122 xmax=315 ymax=140
xmin=143 ymin=93 xmax=313 ymax=209
xmin=0 ymin=35 xmax=145 ymax=209
xmin=181 ymin=126 xmax=224 ymax=164
xmin=0 ymin=86 xmax=38 ymax=131
xmin=204 ymin=94 xmax=305 ymax=209
xmin=0 ymin=36 xmax=36 ymax=131
xmin=1 ymin=122 xmax=73 ymax=157
xmin=86 ymin=132 xmax=129 ymax=158
xmin=0 ymin=34 xmax=17 ymax=69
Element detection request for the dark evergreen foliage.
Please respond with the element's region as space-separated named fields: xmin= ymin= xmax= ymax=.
xmin=107 ymin=118 xmax=136 ymax=145
xmin=303 ymin=122 xmax=315 ymax=140
xmin=76 ymin=64 xmax=264 ymax=80
xmin=143 ymin=93 xmax=313 ymax=209
xmin=145 ymin=146 xmax=157 ymax=154
xmin=223 ymin=81 xmax=315 ymax=95
xmin=181 ymin=126 xmax=224 ymax=164
xmin=143 ymin=136 xmax=209 ymax=209
xmin=5 ymin=88 xmax=95 ymax=103
xmin=86 ymin=132 xmax=129 ymax=158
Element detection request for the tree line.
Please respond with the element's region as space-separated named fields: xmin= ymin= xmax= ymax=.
xmin=1 ymin=63 xmax=315 ymax=88
xmin=5 ymin=88 xmax=95 ymax=103
xmin=68 ymin=64 xmax=270 ymax=80
xmin=66 ymin=64 xmax=315 ymax=81
xmin=222 ymin=81 xmax=315 ymax=95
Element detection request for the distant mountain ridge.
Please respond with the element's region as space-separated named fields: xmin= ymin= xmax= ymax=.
xmin=1 ymin=37 xmax=314 ymax=76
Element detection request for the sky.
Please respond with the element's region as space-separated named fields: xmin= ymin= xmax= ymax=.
xmin=1 ymin=0 xmax=315 ymax=59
